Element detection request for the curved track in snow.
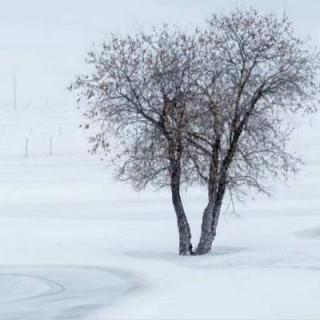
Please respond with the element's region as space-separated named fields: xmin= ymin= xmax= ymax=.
xmin=0 ymin=265 xmax=141 ymax=320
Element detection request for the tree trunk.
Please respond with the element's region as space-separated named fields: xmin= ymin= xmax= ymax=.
xmin=196 ymin=182 xmax=226 ymax=255
xmin=169 ymin=154 xmax=193 ymax=255
xmin=196 ymin=200 xmax=215 ymax=255
xmin=196 ymin=203 xmax=223 ymax=255
xmin=171 ymin=189 xmax=193 ymax=255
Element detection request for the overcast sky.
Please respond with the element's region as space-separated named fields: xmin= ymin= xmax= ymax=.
xmin=1 ymin=0 xmax=320 ymax=107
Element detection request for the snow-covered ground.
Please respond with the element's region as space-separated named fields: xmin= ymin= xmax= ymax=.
xmin=1 ymin=103 xmax=320 ymax=319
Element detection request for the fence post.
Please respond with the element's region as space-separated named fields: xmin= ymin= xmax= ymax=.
xmin=50 ymin=136 xmax=53 ymax=156
xmin=24 ymin=138 xmax=29 ymax=157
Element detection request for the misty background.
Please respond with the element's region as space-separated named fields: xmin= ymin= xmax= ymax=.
xmin=0 ymin=0 xmax=319 ymax=108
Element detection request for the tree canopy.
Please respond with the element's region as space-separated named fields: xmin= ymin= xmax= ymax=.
xmin=71 ymin=9 xmax=320 ymax=255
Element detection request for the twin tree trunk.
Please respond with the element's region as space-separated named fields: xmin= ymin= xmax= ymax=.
xmin=170 ymin=164 xmax=226 ymax=256
xmin=172 ymin=191 xmax=223 ymax=256
xmin=167 ymin=110 xmax=227 ymax=255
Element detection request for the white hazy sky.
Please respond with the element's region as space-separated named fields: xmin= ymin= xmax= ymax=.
xmin=1 ymin=0 xmax=320 ymax=107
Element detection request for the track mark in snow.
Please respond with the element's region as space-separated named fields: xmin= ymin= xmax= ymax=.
xmin=0 ymin=273 xmax=65 ymax=303
xmin=0 ymin=265 xmax=142 ymax=320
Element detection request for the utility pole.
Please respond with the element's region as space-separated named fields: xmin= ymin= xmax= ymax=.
xmin=13 ymin=73 xmax=17 ymax=110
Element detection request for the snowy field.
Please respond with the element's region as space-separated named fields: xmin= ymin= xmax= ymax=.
xmin=1 ymin=103 xmax=320 ymax=319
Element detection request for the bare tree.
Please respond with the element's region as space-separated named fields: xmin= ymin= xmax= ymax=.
xmin=70 ymin=9 xmax=320 ymax=255
xmin=70 ymin=27 xmax=201 ymax=255
xmin=191 ymin=9 xmax=320 ymax=254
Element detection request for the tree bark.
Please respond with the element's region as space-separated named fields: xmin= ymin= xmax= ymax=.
xmin=169 ymin=156 xmax=193 ymax=255
xmin=196 ymin=181 xmax=226 ymax=255
xmin=196 ymin=200 xmax=215 ymax=255
xmin=171 ymin=187 xmax=193 ymax=255
xmin=196 ymin=203 xmax=223 ymax=255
